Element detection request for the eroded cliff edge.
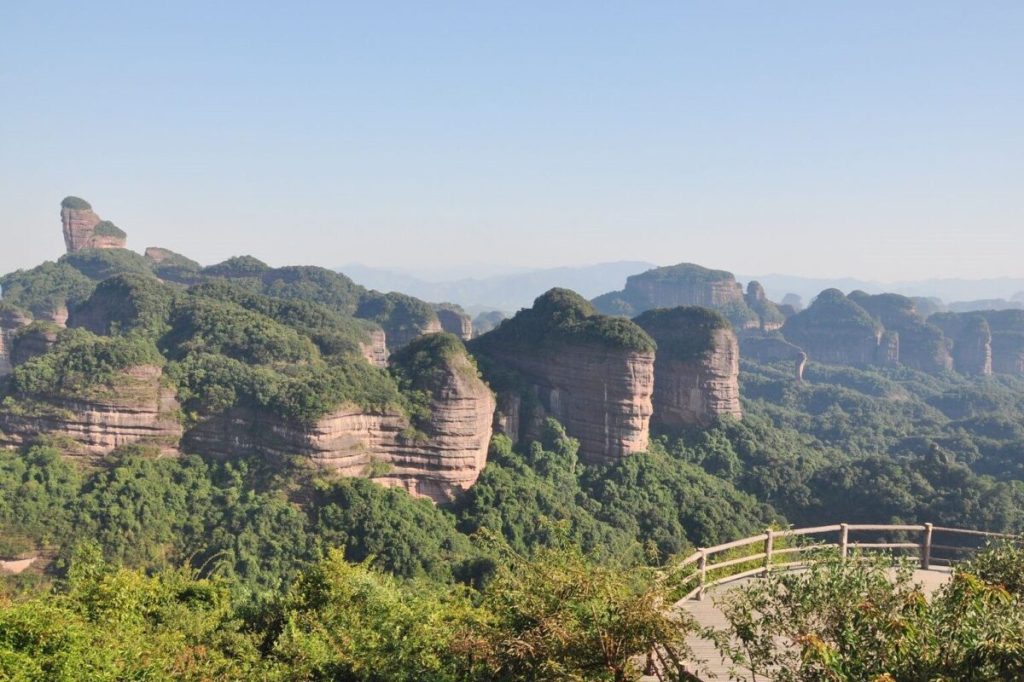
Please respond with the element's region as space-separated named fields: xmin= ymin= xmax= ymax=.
xmin=470 ymin=288 xmax=655 ymax=464
xmin=634 ymin=307 xmax=742 ymax=427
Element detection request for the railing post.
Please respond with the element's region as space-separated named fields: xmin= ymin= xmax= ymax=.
xmin=764 ymin=529 xmax=774 ymax=575
xmin=840 ymin=523 xmax=849 ymax=561
xmin=921 ymin=523 xmax=933 ymax=570
xmin=697 ymin=549 xmax=707 ymax=601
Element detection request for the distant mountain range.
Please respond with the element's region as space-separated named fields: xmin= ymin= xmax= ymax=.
xmin=340 ymin=262 xmax=1024 ymax=315
xmin=338 ymin=261 xmax=657 ymax=313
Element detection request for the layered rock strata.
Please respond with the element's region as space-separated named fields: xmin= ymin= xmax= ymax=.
xmin=471 ymin=288 xmax=655 ymax=464
xmin=186 ymin=335 xmax=494 ymax=503
xmin=60 ymin=197 xmax=126 ymax=253
xmin=0 ymin=365 xmax=183 ymax=458
xmin=635 ymin=307 xmax=742 ymax=427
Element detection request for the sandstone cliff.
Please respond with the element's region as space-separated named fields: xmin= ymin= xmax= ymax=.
xmin=592 ymin=262 xmax=759 ymax=330
xmin=745 ymin=282 xmax=786 ymax=331
xmin=979 ymin=311 xmax=1024 ymax=376
xmin=185 ymin=334 xmax=494 ymax=502
xmin=0 ymin=306 xmax=31 ymax=376
xmin=0 ymin=364 xmax=183 ymax=458
xmin=848 ymin=291 xmax=952 ymax=372
xmin=435 ymin=306 xmax=473 ymax=340
xmin=471 ymin=288 xmax=655 ymax=464
xmin=9 ymin=323 xmax=60 ymax=367
xmin=60 ymin=197 xmax=126 ymax=253
xmin=929 ymin=313 xmax=992 ymax=376
xmin=782 ymin=289 xmax=882 ymax=366
xmin=738 ymin=333 xmax=807 ymax=382
xmin=634 ymin=307 xmax=742 ymax=427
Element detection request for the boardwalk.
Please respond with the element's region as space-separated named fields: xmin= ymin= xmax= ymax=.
xmin=657 ymin=567 xmax=952 ymax=681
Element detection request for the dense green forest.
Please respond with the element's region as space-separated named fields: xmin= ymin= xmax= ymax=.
xmin=3 ymin=246 xmax=1024 ymax=679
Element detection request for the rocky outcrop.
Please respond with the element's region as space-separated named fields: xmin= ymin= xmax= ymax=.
xmin=0 ymin=365 xmax=183 ymax=458
xmin=471 ymin=288 xmax=655 ymax=464
xmin=186 ymin=334 xmax=494 ymax=503
xmin=635 ymin=307 xmax=741 ymax=427
xmin=739 ymin=333 xmax=807 ymax=382
xmin=355 ymin=291 xmax=443 ymax=351
xmin=782 ymin=289 xmax=882 ymax=367
xmin=930 ymin=313 xmax=992 ymax=376
xmin=592 ymin=263 xmax=759 ymax=330
xmin=9 ymin=323 xmax=60 ymax=367
xmin=848 ymin=292 xmax=952 ymax=372
xmin=435 ymin=307 xmax=473 ymax=340
xmin=978 ymin=311 xmax=1024 ymax=376
xmin=60 ymin=197 xmax=126 ymax=253
xmin=0 ymin=306 xmax=31 ymax=376
xmin=361 ymin=328 xmax=389 ymax=368
xmin=745 ymin=282 xmax=786 ymax=331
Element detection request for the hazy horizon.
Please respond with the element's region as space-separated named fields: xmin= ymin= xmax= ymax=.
xmin=4 ymin=2 xmax=1022 ymax=281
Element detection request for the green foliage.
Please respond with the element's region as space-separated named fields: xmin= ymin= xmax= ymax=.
xmin=188 ymin=280 xmax=374 ymax=358
xmin=91 ymin=220 xmax=126 ymax=239
xmin=262 ymin=265 xmax=365 ymax=316
xmin=0 ymin=261 xmax=95 ymax=318
xmin=202 ymin=255 xmax=270 ymax=279
xmin=59 ymin=196 xmax=91 ymax=210
xmin=712 ymin=547 xmax=1024 ymax=680
xmin=69 ymin=273 xmax=176 ymax=337
xmin=59 ymin=248 xmax=154 ymax=282
xmin=356 ymin=290 xmax=441 ymax=347
xmin=634 ymin=306 xmax=730 ymax=361
xmin=9 ymin=328 xmax=163 ymax=398
xmin=472 ymin=287 xmax=655 ymax=355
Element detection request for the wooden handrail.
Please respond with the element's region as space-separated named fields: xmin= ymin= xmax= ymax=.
xmin=667 ymin=521 xmax=1021 ymax=601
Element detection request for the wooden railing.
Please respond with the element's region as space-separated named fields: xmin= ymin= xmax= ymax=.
xmin=668 ymin=522 xmax=1020 ymax=601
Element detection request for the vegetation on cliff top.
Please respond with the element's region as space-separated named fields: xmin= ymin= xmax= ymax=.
xmin=0 ymin=261 xmax=95 ymax=319
xmin=91 ymin=220 xmax=127 ymax=239
xmin=59 ymin=248 xmax=154 ymax=282
xmin=59 ymin=196 xmax=91 ymax=210
xmin=473 ymin=287 xmax=656 ymax=354
xmin=634 ymin=306 xmax=731 ymax=362
xmin=8 ymin=328 xmax=163 ymax=398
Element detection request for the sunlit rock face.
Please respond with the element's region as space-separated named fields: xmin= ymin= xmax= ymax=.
xmin=635 ymin=306 xmax=742 ymax=428
xmin=472 ymin=288 xmax=655 ymax=464
xmin=60 ymin=197 xmax=126 ymax=253
xmin=185 ymin=335 xmax=494 ymax=504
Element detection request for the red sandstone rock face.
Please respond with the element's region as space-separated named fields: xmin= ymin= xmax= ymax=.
xmin=61 ymin=204 xmax=126 ymax=253
xmin=484 ymin=344 xmax=654 ymax=464
xmin=0 ymin=365 xmax=183 ymax=458
xmin=991 ymin=333 xmax=1024 ymax=375
xmin=361 ymin=329 xmax=389 ymax=368
xmin=436 ymin=309 xmax=473 ymax=341
xmin=652 ymin=328 xmax=741 ymax=427
xmin=185 ymin=351 xmax=494 ymax=503
xmin=143 ymin=247 xmax=173 ymax=263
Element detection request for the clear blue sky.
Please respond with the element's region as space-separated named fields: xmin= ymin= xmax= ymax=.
xmin=2 ymin=1 xmax=1022 ymax=281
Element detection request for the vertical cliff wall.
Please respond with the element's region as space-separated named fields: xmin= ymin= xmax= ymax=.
xmin=471 ymin=288 xmax=655 ymax=464
xmin=60 ymin=196 xmax=127 ymax=253
xmin=635 ymin=307 xmax=742 ymax=427
xmin=781 ymin=289 xmax=882 ymax=366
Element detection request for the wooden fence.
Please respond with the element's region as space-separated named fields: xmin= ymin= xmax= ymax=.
xmin=668 ymin=522 xmax=1020 ymax=601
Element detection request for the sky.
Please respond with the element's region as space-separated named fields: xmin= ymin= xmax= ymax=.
xmin=2 ymin=1 xmax=1022 ymax=281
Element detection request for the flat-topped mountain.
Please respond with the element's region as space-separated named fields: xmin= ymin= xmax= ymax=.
xmin=471 ymin=288 xmax=656 ymax=464
xmin=634 ymin=307 xmax=742 ymax=427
